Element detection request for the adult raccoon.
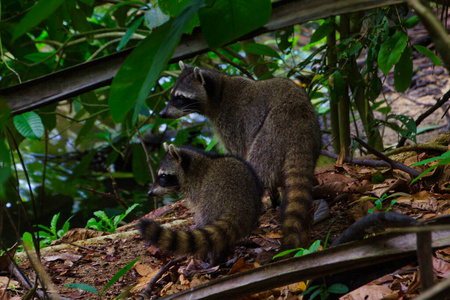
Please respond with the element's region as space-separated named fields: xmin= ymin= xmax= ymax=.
xmin=139 ymin=144 xmax=262 ymax=256
xmin=160 ymin=62 xmax=321 ymax=249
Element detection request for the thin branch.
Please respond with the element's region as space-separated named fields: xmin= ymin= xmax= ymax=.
xmin=320 ymin=150 xmax=391 ymax=168
xmin=397 ymin=89 xmax=450 ymax=147
xmin=138 ymin=256 xmax=187 ymax=300
xmin=353 ymin=136 xmax=422 ymax=178
xmin=213 ymin=50 xmax=255 ymax=79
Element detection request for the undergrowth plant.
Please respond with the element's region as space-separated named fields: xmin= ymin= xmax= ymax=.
xmin=302 ymin=282 xmax=349 ymax=300
xmin=411 ymin=151 xmax=450 ymax=185
xmin=86 ymin=203 xmax=138 ymax=233
xmin=35 ymin=212 xmax=73 ymax=247
xmin=65 ymin=256 xmax=141 ymax=299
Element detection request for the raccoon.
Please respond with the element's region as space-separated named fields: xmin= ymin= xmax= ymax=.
xmin=160 ymin=62 xmax=321 ymax=249
xmin=139 ymin=144 xmax=262 ymax=257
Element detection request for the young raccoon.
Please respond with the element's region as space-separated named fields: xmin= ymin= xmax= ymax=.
xmin=160 ymin=62 xmax=321 ymax=250
xmin=139 ymin=144 xmax=262 ymax=257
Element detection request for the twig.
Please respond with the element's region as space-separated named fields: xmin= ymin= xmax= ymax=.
xmin=135 ymin=125 xmax=156 ymax=183
xmin=135 ymin=124 xmax=158 ymax=210
xmin=76 ymin=185 xmax=138 ymax=219
xmin=352 ymin=136 xmax=422 ymax=178
xmin=397 ymin=89 xmax=450 ymax=147
xmin=213 ymin=50 xmax=255 ymax=79
xmin=385 ymin=144 xmax=448 ymax=156
xmin=320 ymin=150 xmax=391 ymax=168
xmin=138 ymin=256 xmax=187 ymax=300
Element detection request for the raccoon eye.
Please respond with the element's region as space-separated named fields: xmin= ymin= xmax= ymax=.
xmin=157 ymin=174 xmax=178 ymax=187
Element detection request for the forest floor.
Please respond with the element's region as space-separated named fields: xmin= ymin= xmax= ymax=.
xmin=3 ymin=26 xmax=450 ymax=300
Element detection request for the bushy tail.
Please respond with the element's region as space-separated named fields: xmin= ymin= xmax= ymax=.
xmin=139 ymin=217 xmax=244 ymax=256
xmin=281 ymin=149 xmax=316 ymax=250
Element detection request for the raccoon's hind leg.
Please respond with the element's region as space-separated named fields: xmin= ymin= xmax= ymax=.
xmin=269 ymin=186 xmax=280 ymax=207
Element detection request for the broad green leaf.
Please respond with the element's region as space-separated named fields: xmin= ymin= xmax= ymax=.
xmin=378 ymin=31 xmax=408 ymax=75
xmin=394 ymin=47 xmax=412 ymax=93
xmin=117 ymin=16 xmax=145 ymax=51
xmin=13 ymin=112 xmax=44 ymax=141
xmin=405 ymin=16 xmax=420 ymax=29
xmin=109 ymin=0 xmax=204 ymax=124
xmin=387 ymin=114 xmax=416 ymax=143
xmin=244 ymin=43 xmax=281 ymax=59
xmin=308 ymin=240 xmax=321 ymax=252
xmin=328 ymin=283 xmax=349 ymax=294
xmin=414 ymin=45 xmax=441 ymax=66
xmin=145 ymin=6 xmax=170 ymax=30
xmin=199 ymin=0 xmax=271 ymax=49
xmin=65 ymin=283 xmax=99 ymax=294
xmin=102 ymin=257 xmax=141 ymax=294
xmin=13 ymin=0 xmax=66 ymax=41
xmin=310 ymin=21 xmax=334 ymax=44
xmin=412 ymin=151 xmax=450 ymax=166
xmin=132 ymin=145 xmax=151 ymax=186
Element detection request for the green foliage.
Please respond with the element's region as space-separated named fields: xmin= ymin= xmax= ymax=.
xmin=199 ymin=0 xmax=271 ymax=49
xmin=86 ymin=204 xmax=138 ymax=233
xmin=273 ymin=240 xmax=321 ymax=259
xmin=303 ymin=282 xmax=349 ymax=300
xmin=65 ymin=256 xmax=141 ymax=299
xmin=13 ymin=112 xmax=44 ymax=141
xmin=411 ymin=151 xmax=450 ymax=184
xmin=357 ymin=192 xmax=407 ymax=214
xmin=35 ymin=212 xmax=73 ymax=246
xmin=378 ymin=31 xmax=408 ymax=76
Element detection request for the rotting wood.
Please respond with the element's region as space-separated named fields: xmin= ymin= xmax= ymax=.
xmin=0 ymin=0 xmax=405 ymax=115
xmin=160 ymin=227 xmax=450 ymax=300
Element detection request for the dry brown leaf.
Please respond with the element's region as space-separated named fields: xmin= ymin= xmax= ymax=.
xmin=340 ymin=285 xmax=392 ymax=300
xmin=436 ymin=247 xmax=450 ymax=263
xmin=433 ymin=255 xmax=450 ymax=277
xmin=44 ymin=252 xmax=82 ymax=262
xmin=227 ymin=257 xmax=254 ymax=275
xmin=0 ymin=276 xmax=19 ymax=289
xmin=348 ymin=201 xmax=374 ymax=221
xmin=134 ymin=262 xmax=158 ymax=277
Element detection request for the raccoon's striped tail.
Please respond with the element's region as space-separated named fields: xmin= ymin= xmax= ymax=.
xmin=281 ymin=148 xmax=316 ymax=250
xmin=139 ymin=217 xmax=244 ymax=256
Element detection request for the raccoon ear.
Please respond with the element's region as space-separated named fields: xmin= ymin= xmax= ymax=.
xmin=168 ymin=144 xmax=182 ymax=164
xmin=179 ymin=61 xmax=185 ymax=70
xmin=194 ymin=67 xmax=207 ymax=86
xmin=163 ymin=142 xmax=169 ymax=152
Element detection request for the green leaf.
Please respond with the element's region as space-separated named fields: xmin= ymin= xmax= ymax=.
xmin=13 ymin=0 xmax=66 ymax=41
xmin=101 ymin=257 xmax=141 ymax=294
xmin=243 ymin=43 xmax=280 ymax=59
xmin=13 ymin=112 xmax=45 ymax=141
xmin=117 ymin=16 xmax=144 ymax=51
xmin=50 ymin=213 xmax=61 ymax=236
xmin=145 ymin=6 xmax=170 ymax=30
xmin=394 ymin=47 xmax=412 ymax=93
xmin=65 ymin=283 xmax=99 ymax=294
xmin=414 ymin=45 xmax=441 ymax=66
xmin=405 ymin=16 xmax=420 ymax=29
xmin=327 ymin=283 xmax=349 ymax=294
xmin=378 ymin=31 xmax=408 ymax=75
xmin=272 ymin=248 xmax=303 ymax=259
xmin=310 ymin=21 xmax=334 ymax=44
xmin=199 ymin=0 xmax=271 ymax=49
xmin=109 ymin=0 xmax=204 ymax=124
xmin=115 ymin=203 xmax=139 ymax=226
xmin=132 ymin=144 xmax=151 ymax=186
xmin=308 ymin=240 xmax=321 ymax=252
xmin=94 ymin=210 xmax=114 ymax=231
